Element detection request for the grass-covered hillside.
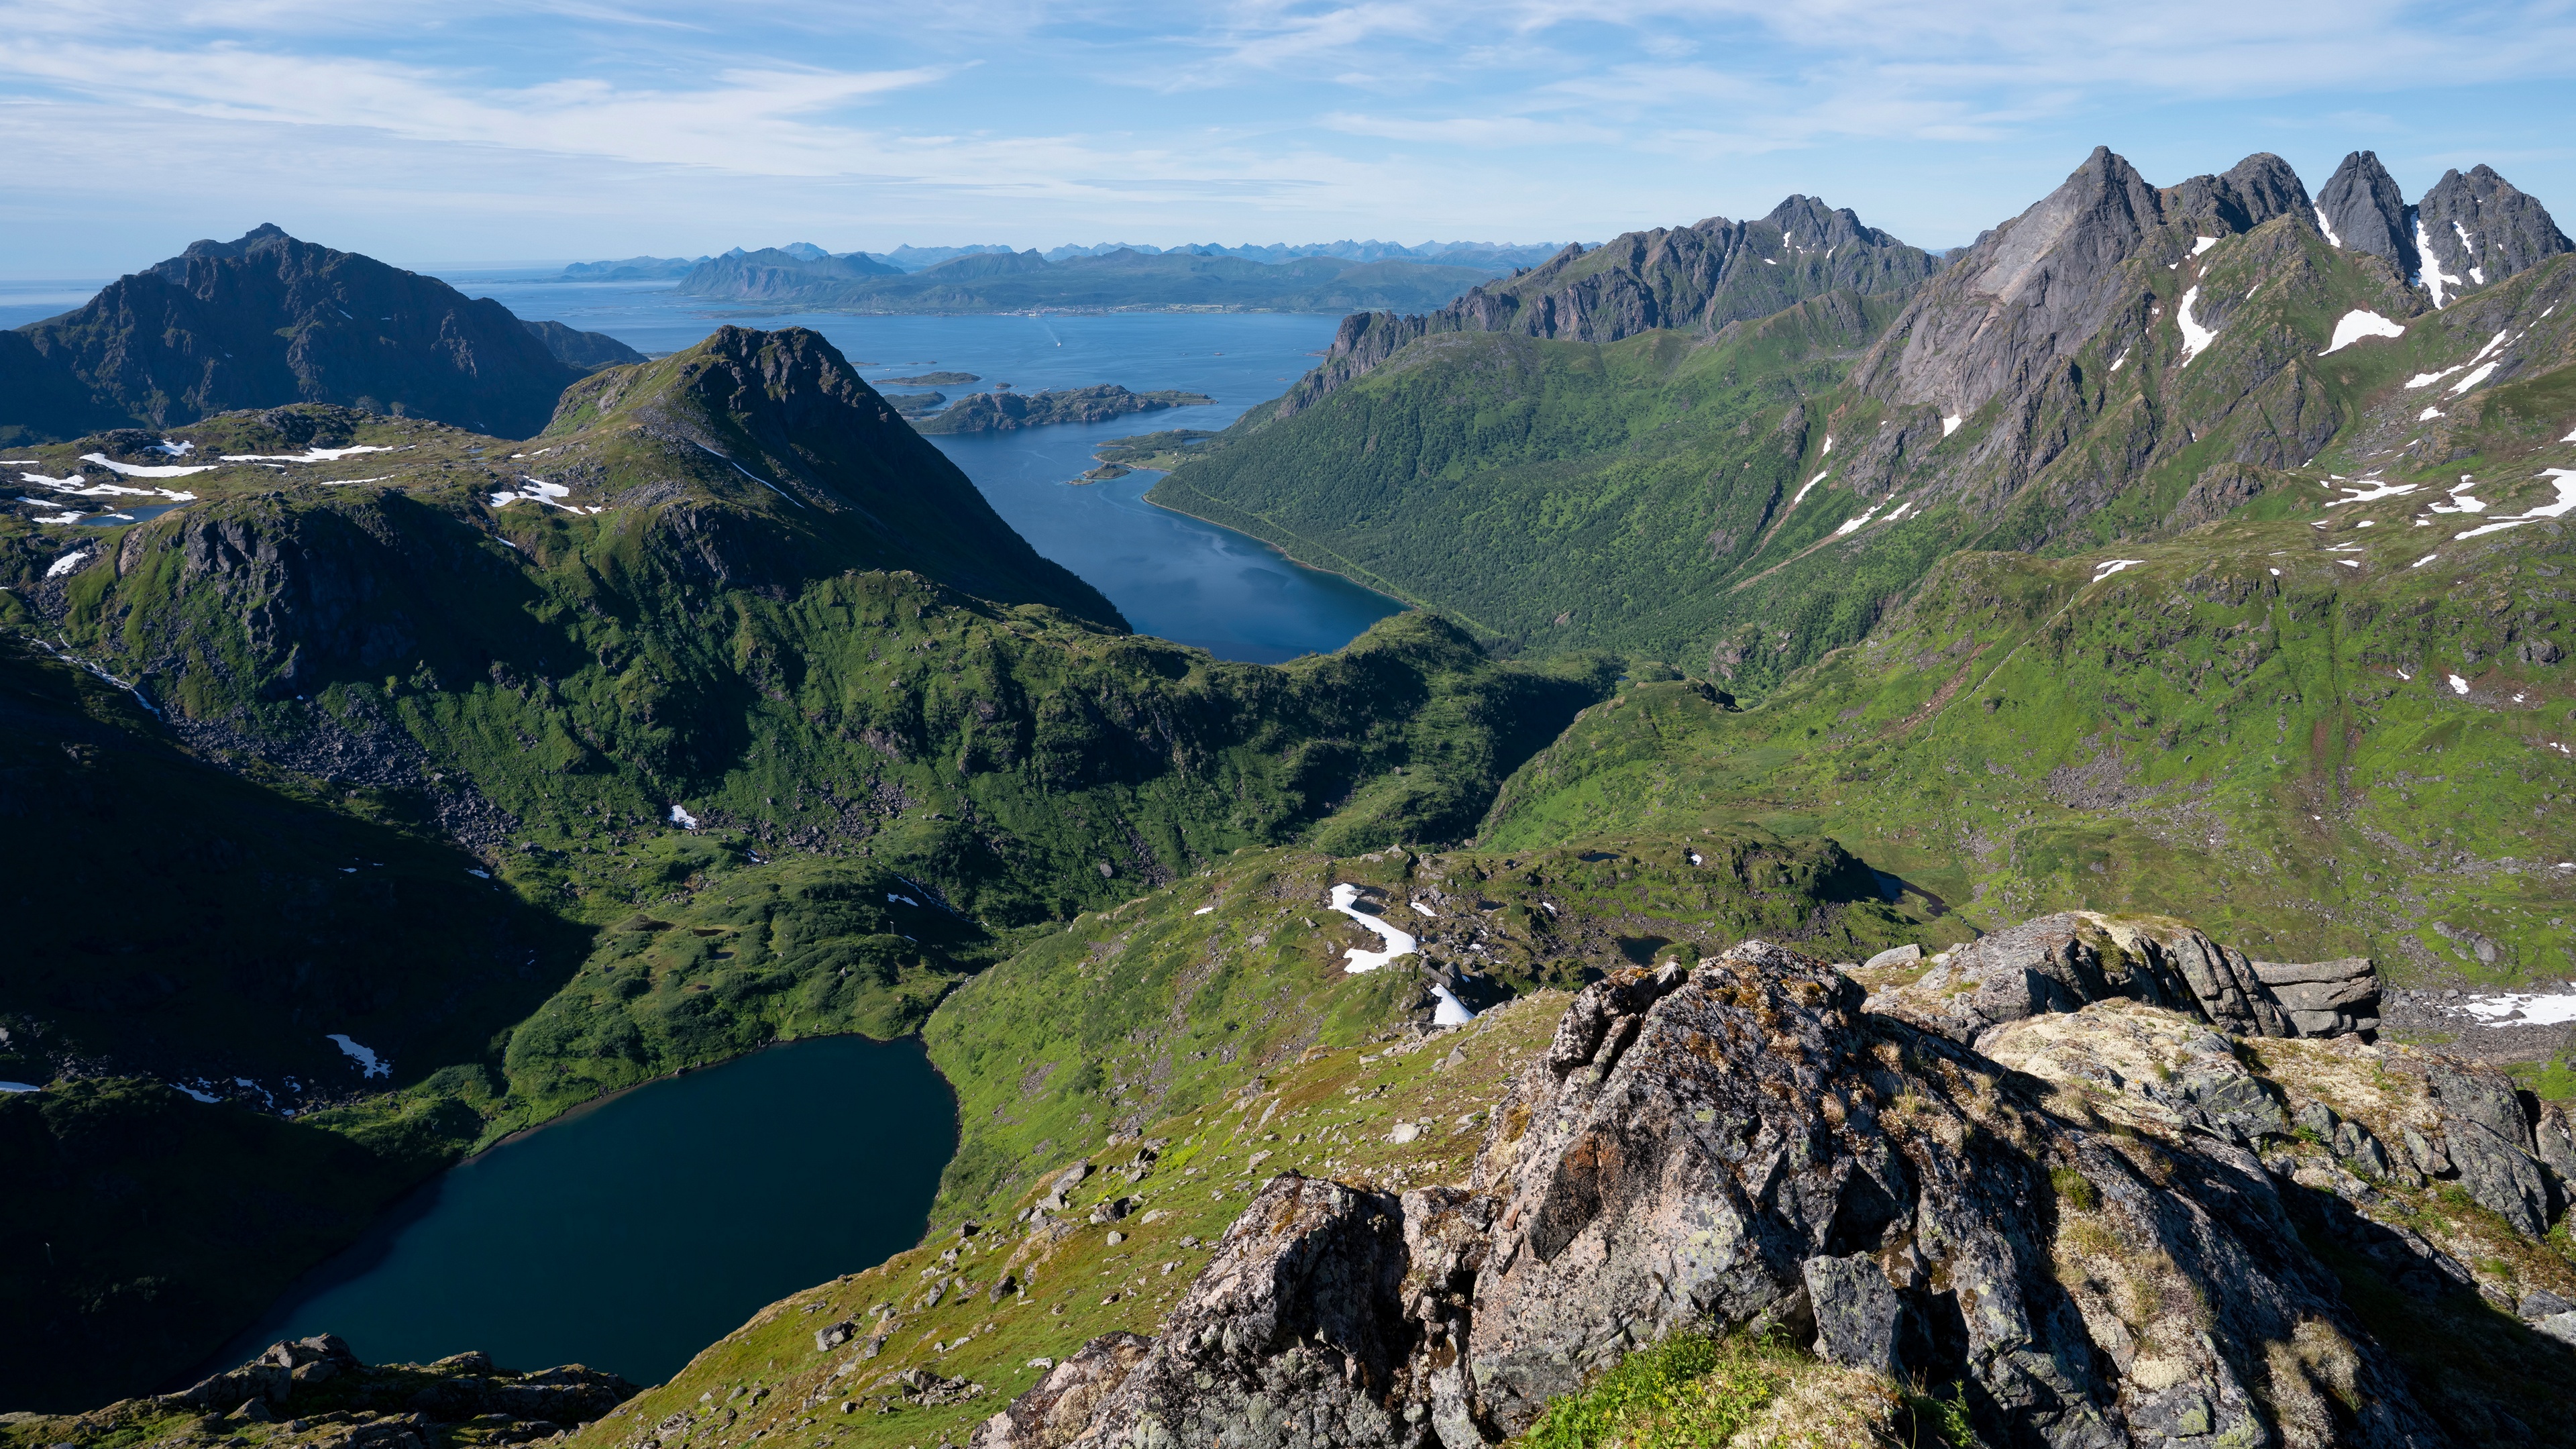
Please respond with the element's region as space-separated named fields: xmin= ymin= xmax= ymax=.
xmin=1150 ymin=290 xmax=1919 ymax=677
xmin=1483 ymin=442 xmax=2576 ymax=1050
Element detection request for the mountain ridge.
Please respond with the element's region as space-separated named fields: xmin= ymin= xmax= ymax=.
xmin=1268 ymin=193 xmax=1943 ymax=418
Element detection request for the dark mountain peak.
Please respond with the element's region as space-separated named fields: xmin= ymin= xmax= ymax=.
xmin=2164 ymin=152 xmax=2310 ymax=234
xmin=550 ymin=325 xmax=1124 ymax=626
xmin=5 ymin=227 xmax=603 ymax=441
xmin=1764 ymin=194 xmax=1892 ymax=250
xmin=2413 ymin=162 xmax=2572 ymax=304
xmin=1964 ymin=146 xmax=2161 ymax=309
xmin=150 ymin=223 xmax=297 ymax=282
xmin=2315 ymin=150 xmax=2416 ymax=274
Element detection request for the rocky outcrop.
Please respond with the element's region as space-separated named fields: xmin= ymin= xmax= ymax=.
xmin=984 ymin=939 xmax=2453 ymax=1448
xmin=970 ymin=1333 xmax=1153 ymax=1448
xmin=2249 ymin=955 xmax=2380 ymax=1037
xmin=1862 ymin=910 xmax=2377 ymax=1045
xmin=1276 ymin=195 xmax=1941 ymax=416
xmin=36 ymin=1334 xmax=635 ymax=1449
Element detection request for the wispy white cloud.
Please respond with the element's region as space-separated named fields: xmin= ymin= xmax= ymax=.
xmin=2 ymin=0 xmax=2576 ymax=269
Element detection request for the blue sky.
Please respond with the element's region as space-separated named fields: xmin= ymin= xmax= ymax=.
xmin=3 ymin=0 xmax=2575 ymax=276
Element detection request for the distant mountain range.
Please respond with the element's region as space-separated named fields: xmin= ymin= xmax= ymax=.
xmin=548 ymin=238 xmax=1568 ymax=284
xmin=1 ymin=225 xmax=643 ymax=444
xmin=669 ymin=246 xmax=1507 ymax=315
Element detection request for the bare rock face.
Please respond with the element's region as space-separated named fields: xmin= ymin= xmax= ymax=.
xmin=1858 ymin=147 xmax=2306 ymax=424
xmin=1863 ymin=910 xmax=2376 ymax=1046
xmin=2316 ymin=150 xmax=2417 ymax=274
xmin=2413 ymin=164 xmax=2575 ymax=301
xmin=996 ymin=941 xmax=2449 ymax=1449
xmin=970 ymin=1334 xmax=1153 ymax=1448
xmin=2247 ymin=957 xmax=2380 ymax=1036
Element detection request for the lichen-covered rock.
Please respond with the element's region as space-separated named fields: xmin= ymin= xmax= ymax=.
xmin=997 ymin=941 xmax=2447 ymax=1449
xmin=2424 ymin=1063 xmax=2553 ymax=1238
xmin=969 ymin=1334 xmax=1152 ymax=1448
xmin=1038 ymin=1175 xmax=1434 ymax=1448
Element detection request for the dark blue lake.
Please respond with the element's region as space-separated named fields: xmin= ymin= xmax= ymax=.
xmin=212 ymin=1036 xmax=953 ymax=1385
xmin=448 ymin=274 xmax=1399 ymax=663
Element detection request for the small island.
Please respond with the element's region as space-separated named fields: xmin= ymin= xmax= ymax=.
xmin=1075 ymin=427 xmax=1223 ymax=482
xmin=883 ymin=390 xmax=947 ymax=418
xmin=879 ymin=370 xmax=979 ymax=386
xmin=911 ymin=383 xmax=1213 ymax=435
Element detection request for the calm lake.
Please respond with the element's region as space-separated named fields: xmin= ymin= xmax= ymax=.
xmin=213 ymin=1036 xmax=954 ymax=1385
xmin=452 ymin=274 xmax=1400 ymax=663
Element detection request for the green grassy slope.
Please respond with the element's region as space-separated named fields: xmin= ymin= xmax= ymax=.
xmin=920 ymin=833 xmax=1947 ymax=1232
xmin=1482 ymin=461 xmax=2576 ymax=1006
xmin=1149 ymin=292 xmax=1920 ymax=673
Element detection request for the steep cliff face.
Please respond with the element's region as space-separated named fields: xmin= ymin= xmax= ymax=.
xmin=1276 ymin=195 xmax=1941 ymax=417
xmin=1856 ymin=149 xmax=2312 ymax=423
xmin=977 ymin=936 xmax=2576 ymax=1448
xmin=1 ymin=225 xmax=630 ymax=443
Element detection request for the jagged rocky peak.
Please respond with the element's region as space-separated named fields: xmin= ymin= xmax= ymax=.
xmin=1866 ymin=145 xmax=2336 ymax=420
xmin=147 ymin=221 xmax=296 ymax=281
xmin=1275 ymin=192 xmax=1939 ymax=416
xmin=2314 ymin=151 xmax=2571 ymax=307
xmin=1759 ymin=193 xmax=1902 ymax=252
xmin=2315 ymin=149 xmax=2415 ymax=270
xmin=2160 ymin=151 xmax=2311 ymax=234
xmin=975 ymin=924 xmax=2576 ymax=1448
xmin=2414 ymin=163 xmax=2575 ymax=299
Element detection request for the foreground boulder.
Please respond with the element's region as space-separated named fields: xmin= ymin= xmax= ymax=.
xmin=976 ymin=941 xmax=2454 ymax=1448
xmin=22 ymin=1334 xmax=635 ymax=1449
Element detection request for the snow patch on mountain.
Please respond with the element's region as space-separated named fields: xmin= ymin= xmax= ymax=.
xmin=2320 ymin=309 xmax=2404 ymax=355
xmin=2174 ymin=287 xmax=2216 ymax=366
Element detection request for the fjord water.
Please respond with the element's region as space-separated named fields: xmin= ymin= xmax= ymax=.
xmin=451 ymin=274 xmax=1399 ymax=662
xmin=214 ymin=1036 xmax=953 ymax=1385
